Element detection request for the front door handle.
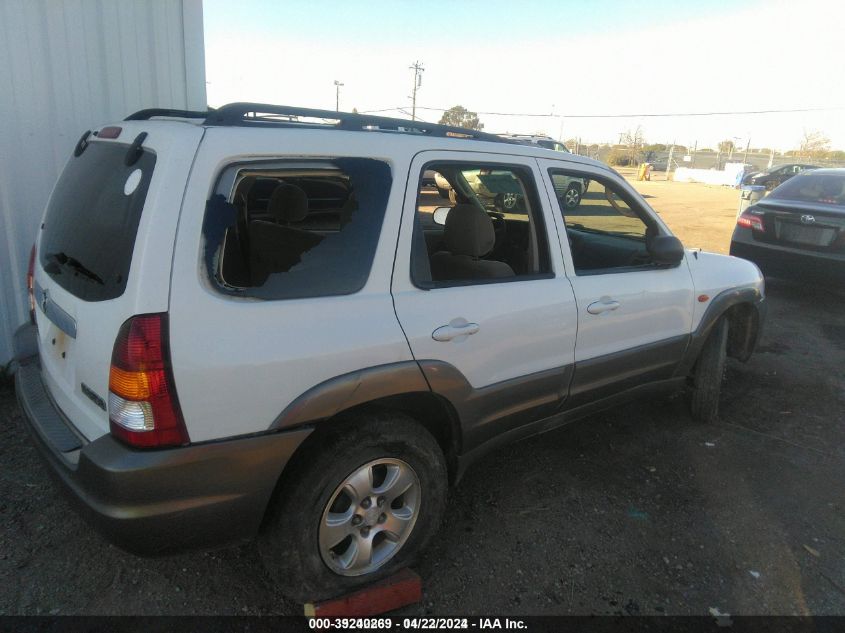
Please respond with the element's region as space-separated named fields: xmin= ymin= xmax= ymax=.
xmin=587 ymin=298 xmax=621 ymax=315
xmin=432 ymin=318 xmax=480 ymax=342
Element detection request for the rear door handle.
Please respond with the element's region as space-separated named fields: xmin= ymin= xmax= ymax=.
xmin=432 ymin=318 xmax=480 ymax=342
xmin=587 ymin=298 xmax=621 ymax=315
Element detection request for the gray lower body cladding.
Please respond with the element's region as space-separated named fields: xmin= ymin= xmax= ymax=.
xmin=14 ymin=334 xmax=311 ymax=555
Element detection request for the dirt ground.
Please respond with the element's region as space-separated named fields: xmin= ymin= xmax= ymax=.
xmin=1 ymin=175 xmax=844 ymax=616
xmin=617 ymin=167 xmax=742 ymax=254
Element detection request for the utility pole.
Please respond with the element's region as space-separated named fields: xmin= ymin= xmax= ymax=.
xmin=333 ymin=80 xmax=344 ymax=111
xmin=691 ymin=140 xmax=697 ymax=168
xmin=409 ymin=61 xmax=424 ymax=121
xmin=743 ymin=138 xmax=751 ymax=164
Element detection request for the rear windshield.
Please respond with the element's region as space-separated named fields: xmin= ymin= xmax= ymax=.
xmin=772 ymin=173 xmax=845 ymax=206
xmin=39 ymin=140 xmax=156 ymax=301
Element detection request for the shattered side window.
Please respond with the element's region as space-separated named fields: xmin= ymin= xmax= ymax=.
xmin=202 ymin=158 xmax=392 ymax=300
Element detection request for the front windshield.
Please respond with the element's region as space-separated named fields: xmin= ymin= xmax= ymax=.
xmin=771 ymin=173 xmax=845 ymax=205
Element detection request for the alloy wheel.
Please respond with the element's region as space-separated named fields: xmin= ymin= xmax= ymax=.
xmin=318 ymin=458 xmax=421 ymax=576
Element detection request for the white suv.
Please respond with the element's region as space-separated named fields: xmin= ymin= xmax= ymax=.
xmin=14 ymin=103 xmax=765 ymax=602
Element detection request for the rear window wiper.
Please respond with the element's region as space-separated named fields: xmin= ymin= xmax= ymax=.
xmin=45 ymin=252 xmax=105 ymax=285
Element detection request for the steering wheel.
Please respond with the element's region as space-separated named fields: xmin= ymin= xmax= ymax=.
xmin=604 ymin=188 xmax=639 ymax=218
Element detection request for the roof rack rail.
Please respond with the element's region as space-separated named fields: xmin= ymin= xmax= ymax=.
xmin=203 ymin=102 xmax=513 ymax=144
xmin=125 ymin=108 xmax=210 ymax=121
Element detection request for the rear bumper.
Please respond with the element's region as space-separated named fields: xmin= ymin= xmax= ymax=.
xmin=730 ymin=232 xmax=845 ymax=284
xmin=13 ymin=324 xmax=312 ymax=555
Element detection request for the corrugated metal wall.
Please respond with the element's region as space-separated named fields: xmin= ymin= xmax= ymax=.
xmin=0 ymin=0 xmax=206 ymax=365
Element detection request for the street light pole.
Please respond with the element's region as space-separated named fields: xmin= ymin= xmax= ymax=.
xmin=333 ymin=80 xmax=344 ymax=111
xmin=409 ymin=61 xmax=424 ymax=121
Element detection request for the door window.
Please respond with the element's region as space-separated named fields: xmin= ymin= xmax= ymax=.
xmin=412 ymin=163 xmax=551 ymax=287
xmin=549 ymin=170 xmax=658 ymax=274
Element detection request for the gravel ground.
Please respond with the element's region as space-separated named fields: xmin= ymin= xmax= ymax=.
xmin=1 ymin=278 xmax=843 ymax=616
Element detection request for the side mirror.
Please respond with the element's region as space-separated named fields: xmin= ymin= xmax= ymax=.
xmin=432 ymin=206 xmax=451 ymax=226
xmin=648 ymin=235 xmax=684 ymax=265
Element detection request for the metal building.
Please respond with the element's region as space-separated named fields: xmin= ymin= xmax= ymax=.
xmin=0 ymin=0 xmax=207 ymax=366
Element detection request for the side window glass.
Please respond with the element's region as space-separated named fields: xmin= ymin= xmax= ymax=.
xmin=203 ymin=158 xmax=391 ymax=299
xmin=412 ymin=163 xmax=551 ymax=286
xmin=549 ymin=170 xmax=656 ymax=274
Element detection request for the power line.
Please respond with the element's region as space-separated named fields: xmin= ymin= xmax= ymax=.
xmin=395 ymin=107 xmax=431 ymax=123
xmin=362 ymin=105 xmax=845 ymax=119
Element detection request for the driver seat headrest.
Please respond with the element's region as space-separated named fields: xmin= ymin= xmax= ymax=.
xmin=443 ymin=204 xmax=495 ymax=258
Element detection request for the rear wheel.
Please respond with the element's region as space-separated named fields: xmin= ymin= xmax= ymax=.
xmin=689 ymin=317 xmax=728 ymax=423
xmin=258 ymin=413 xmax=448 ymax=602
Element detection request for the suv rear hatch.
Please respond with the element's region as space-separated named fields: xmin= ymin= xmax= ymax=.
xmin=31 ymin=122 xmax=203 ymax=442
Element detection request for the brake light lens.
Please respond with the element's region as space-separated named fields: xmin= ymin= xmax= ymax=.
xmin=108 ymin=314 xmax=189 ymax=448
xmin=27 ymin=243 xmax=36 ymax=324
xmin=737 ymin=212 xmax=764 ymax=231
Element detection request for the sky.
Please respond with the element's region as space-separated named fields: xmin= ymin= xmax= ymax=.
xmin=203 ymin=0 xmax=844 ymax=151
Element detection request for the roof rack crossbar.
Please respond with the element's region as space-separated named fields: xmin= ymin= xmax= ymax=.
xmin=203 ymin=102 xmax=513 ymax=144
xmin=125 ymin=108 xmax=210 ymax=121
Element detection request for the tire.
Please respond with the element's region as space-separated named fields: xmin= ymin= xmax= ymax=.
xmin=689 ymin=317 xmax=728 ymax=423
xmin=258 ymin=412 xmax=448 ymax=602
xmin=562 ymin=183 xmax=582 ymax=210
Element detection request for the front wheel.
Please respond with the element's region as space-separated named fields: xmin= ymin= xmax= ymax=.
xmin=258 ymin=413 xmax=448 ymax=602
xmin=688 ymin=317 xmax=728 ymax=423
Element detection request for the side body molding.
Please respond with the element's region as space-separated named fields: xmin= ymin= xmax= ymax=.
xmin=271 ymin=361 xmax=430 ymax=430
xmin=270 ymin=358 xmax=573 ymax=458
xmin=417 ymin=361 xmax=572 ymax=453
xmin=566 ymin=334 xmax=689 ymax=409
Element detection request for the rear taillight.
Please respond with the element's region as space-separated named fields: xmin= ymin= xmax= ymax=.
xmin=108 ymin=314 xmax=189 ymax=448
xmin=737 ymin=212 xmax=764 ymax=232
xmin=27 ymin=244 xmax=36 ymax=324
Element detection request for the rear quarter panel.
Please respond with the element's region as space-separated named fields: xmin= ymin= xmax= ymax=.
xmin=168 ymin=128 xmax=415 ymax=443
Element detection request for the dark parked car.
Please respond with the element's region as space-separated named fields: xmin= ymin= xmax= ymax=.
xmin=741 ymin=163 xmax=820 ymax=190
xmin=730 ymin=169 xmax=845 ymax=284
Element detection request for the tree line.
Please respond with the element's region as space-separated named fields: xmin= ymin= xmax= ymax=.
xmin=435 ymin=107 xmax=841 ymax=164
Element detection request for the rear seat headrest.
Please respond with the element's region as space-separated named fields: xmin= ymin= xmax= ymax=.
xmin=268 ymin=184 xmax=309 ymax=223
